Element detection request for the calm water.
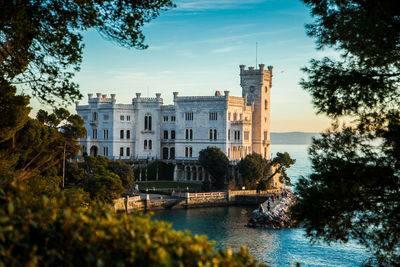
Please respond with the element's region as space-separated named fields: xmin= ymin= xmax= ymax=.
xmin=151 ymin=145 xmax=371 ymax=266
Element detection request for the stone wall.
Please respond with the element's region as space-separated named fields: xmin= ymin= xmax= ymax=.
xmin=114 ymin=189 xmax=282 ymax=213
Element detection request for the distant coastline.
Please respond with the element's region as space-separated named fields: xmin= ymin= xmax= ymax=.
xmin=271 ymin=132 xmax=320 ymax=145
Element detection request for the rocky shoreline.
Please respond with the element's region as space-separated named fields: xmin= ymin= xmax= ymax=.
xmin=246 ymin=192 xmax=296 ymax=229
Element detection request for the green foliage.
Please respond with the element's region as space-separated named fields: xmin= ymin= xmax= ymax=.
xmin=270 ymin=152 xmax=296 ymax=186
xmin=198 ymin=147 xmax=229 ymax=189
xmin=0 ymin=0 xmax=175 ymax=105
xmin=238 ymin=153 xmax=295 ymax=189
xmin=65 ymin=161 xmax=84 ymax=185
xmin=0 ymin=80 xmax=30 ymax=143
xmin=238 ymin=153 xmax=268 ymax=189
xmin=108 ymin=161 xmax=135 ymax=189
xmin=294 ymin=0 xmax=400 ymax=264
xmin=84 ymin=173 xmax=124 ymax=204
xmin=0 ymin=182 xmax=264 ymax=266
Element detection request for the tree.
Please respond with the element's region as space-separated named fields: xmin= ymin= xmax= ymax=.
xmin=292 ymin=1 xmax=400 ymax=265
xmin=238 ymin=153 xmax=295 ymax=189
xmin=0 ymin=0 xmax=175 ymax=105
xmin=108 ymin=161 xmax=135 ymax=189
xmin=199 ymin=147 xmax=229 ymax=189
xmin=84 ymin=173 xmax=125 ymax=204
xmin=237 ymin=153 xmax=268 ymax=189
xmin=268 ymin=152 xmax=296 ymax=186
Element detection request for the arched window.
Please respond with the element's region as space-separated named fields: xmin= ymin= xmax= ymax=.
xmin=148 ymin=116 xmax=152 ymax=130
xmin=186 ymin=129 xmax=189 ymax=140
xmin=209 ymin=129 xmax=213 ymax=140
xmin=189 ymin=147 xmax=193 ymax=157
xmin=170 ymin=147 xmax=175 ymax=159
xmin=190 ymin=129 xmax=193 ymax=140
xmin=171 ymin=130 xmax=175 ymax=139
xmin=120 ymin=130 xmax=124 ymax=139
xmin=144 ymin=140 xmax=147 ymax=149
xmin=144 ymin=116 xmax=148 ymax=130
xmin=265 ymin=100 xmax=268 ymax=110
xmin=92 ymin=112 xmax=97 ymax=121
xmin=185 ymin=147 xmax=188 ymax=157
xmin=213 ymin=129 xmax=217 ymax=140
xmin=149 ymin=140 xmax=152 ymax=150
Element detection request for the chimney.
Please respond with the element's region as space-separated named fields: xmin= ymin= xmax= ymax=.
xmin=224 ymin=90 xmax=230 ymax=96
xmin=88 ymin=93 xmax=93 ymax=99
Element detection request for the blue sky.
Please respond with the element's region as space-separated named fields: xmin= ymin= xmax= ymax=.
xmin=69 ymin=0 xmax=333 ymax=132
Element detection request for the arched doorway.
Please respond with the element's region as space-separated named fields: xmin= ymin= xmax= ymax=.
xmin=90 ymin=145 xmax=98 ymax=156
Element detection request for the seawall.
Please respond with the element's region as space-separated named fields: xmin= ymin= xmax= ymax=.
xmin=114 ymin=189 xmax=282 ymax=213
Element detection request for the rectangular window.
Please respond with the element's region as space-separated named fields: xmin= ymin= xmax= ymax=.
xmin=164 ymin=130 xmax=168 ymax=139
xmin=149 ymin=140 xmax=152 ymax=150
xmin=171 ymin=116 xmax=176 ymax=121
xmin=126 ymin=130 xmax=130 ymax=139
xmin=120 ymin=130 xmax=124 ymax=139
xmin=185 ymin=112 xmax=193 ymax=120
xmin=209 ymin=129 xmax=213 ymax=140
xmin=190 ymin=129 xmax=193 ymax=140
xmin=171 ymin=130 xmax=175 ymax=139
xmin=185 ymin=147 xmax=188 ymax=157
xmin=265 ymin=100 xmax=268 ymax=110
xmin=189 ymin=147 xmax=193 ymax=157
xmin=264 ymin=131 xmax=268 ymax=140
xmin=127 ymin=115 xmax=131 ymax=121
xmin=244 ymin=131 xmax=250 ymax=141
xmin=120 ymin=147 xmax=123 ymax=157
xmin=185 ymin=129 xmax=189 ymax=140
xmin=214 ymin=129 xmax=217 ymax=140
xmin=163 ymin=116 xmax=168 ymax=121
xmin=103 ymin=147 xmax=108 ymax=156
xmin=103 ymin=129 xmax=108 ymax=139
xmin=228 ymin=113 xmax=231 ymax=121
xmin=92 ymin=128 xmax=97 ymax=139
xmin=144 ymin=140 xmax=147 ymax=149
xmin=120 ymin=115 xmax=124 ymax=121
xmin=209 ymin=112 xmax=218 ymax=120
xmin=126 ymin=147 xmax=130 ymax=157
xmin=240 ymin=114 xmax=242 ymax=120
xmin=93 ymin=112 xmax=98 ymax=121
xmin=228 ymin=129 xmax=230 ymax=140
xmin=238 ymin=131 xmax=241 ymax=140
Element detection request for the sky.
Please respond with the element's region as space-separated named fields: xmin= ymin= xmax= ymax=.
xmin=51 ymin=0 xmax=334 ymax=132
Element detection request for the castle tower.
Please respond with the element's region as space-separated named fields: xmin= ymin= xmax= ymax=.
xmin=240 ymin=64 xmax=273 ymax=159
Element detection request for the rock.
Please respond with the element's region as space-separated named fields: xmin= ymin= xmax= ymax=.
xmin=246 ymin=192 xmax=297 ymax=229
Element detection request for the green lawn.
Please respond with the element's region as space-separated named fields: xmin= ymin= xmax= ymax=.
xmin=136 ymin=181 xmax=202 ymax=190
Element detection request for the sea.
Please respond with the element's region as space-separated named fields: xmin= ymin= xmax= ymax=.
xmin=151 ymin=145 xmax=372 ymax=266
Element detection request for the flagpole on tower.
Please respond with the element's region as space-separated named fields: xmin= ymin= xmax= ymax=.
xmin=256 ymin=42 xmax=258 ymax=67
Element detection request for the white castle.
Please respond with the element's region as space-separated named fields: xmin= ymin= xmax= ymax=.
xmin=76 ymin=64 xmax=273 ymax=180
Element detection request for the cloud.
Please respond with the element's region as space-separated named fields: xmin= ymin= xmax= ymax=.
xmin=211 ymin=45 xmax=241 ymax=53
xmin=175 ymin=0 xmax=267 ymax=11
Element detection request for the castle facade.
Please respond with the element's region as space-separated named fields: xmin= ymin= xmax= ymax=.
xmin=76 ymin=64 xmax=273 ymax=165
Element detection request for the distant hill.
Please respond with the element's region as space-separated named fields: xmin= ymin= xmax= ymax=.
xmin=271 ymin=132 xmax=321 ymax=145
